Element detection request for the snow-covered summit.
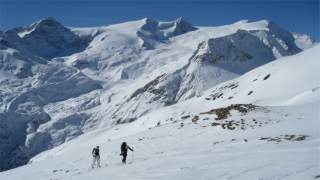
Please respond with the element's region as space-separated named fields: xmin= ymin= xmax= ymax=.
xmin=7 ymin=17 xmax=90 ymax=59
xmin=232 ymin=19 xmax=250 ymax=24
xmin=136 ymin=17 xmax=197 ymax=48
xmin=16 ymin=17 xmax=64 ymax=38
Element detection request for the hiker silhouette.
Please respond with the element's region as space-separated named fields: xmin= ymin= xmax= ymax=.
xmin=120 ymin=142 xmax=133 ymax=164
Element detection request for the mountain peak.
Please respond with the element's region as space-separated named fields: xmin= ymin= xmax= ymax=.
xmin=141 ymin=17 xmax=156 ymax=24
xmin=174 ymin=17 xmax=185 ymax=24
xmin=12 ymin=17 xmax=67 ymax=39
xmin=9 ymin=17 xmax=86 ymax=59
xmin=174 ymin=17 xmax=196 ymax=29
xmin=233 ymin=19 xmax=250 ymax=24
xmin=30 ymin=17 xmax=65 ymax=31
xmin=259 ymin=19 xmax=271 ymax=24
xmin=39 ymin=17 xmax=57 ymax=22
xmin=137 ymin=17 xmax=197 ymax=48
xmin=261 ymin=19 xmax=299 ymax=50
xmin=254 ymin=19 xmax=283 ymax=30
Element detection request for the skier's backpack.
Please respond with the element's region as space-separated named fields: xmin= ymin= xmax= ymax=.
xmin=121 ymin=142 xmax=126 ymax=153
xmin=92 ymin=148 xmax=99 ymax=157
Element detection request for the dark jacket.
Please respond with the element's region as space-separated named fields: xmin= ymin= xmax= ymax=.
xmin=92 ymin=147 xmax=100 ymax=157
xmin=121 ymin=143 xmax=133 ymax=155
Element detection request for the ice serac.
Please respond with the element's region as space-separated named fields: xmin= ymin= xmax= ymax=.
xmin=10 ymin=17 xmax=89 ymax=59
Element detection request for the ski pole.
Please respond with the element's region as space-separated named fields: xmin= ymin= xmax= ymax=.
xmin=132 ymin=147 xmax=134 ymax=163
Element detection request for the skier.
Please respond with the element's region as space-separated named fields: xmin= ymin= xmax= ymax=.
xmin=91 ymin=146 xmax=101 ymax=168
xmin=120 ymin=142 xmax=133 ymax=164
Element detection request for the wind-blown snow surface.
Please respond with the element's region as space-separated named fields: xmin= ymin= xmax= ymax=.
xmin=1 ymin=44 xmax=319 ymax=180
xmin=0 ymin=17 xmax=318 ymax=173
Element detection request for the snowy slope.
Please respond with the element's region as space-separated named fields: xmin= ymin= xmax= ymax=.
xmin=0 ymin=94 xmax=318 ymax=179
xmin=0 ymin=34 xmax=319 ymax=180
xmin=202 ymin=45 xmax=320 ymax=107
xmin=0 ymin=17 xmax=317 ymax=172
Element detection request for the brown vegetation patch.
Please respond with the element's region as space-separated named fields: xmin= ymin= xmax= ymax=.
xmin=200 ymin=104 xmax=257 ymax=120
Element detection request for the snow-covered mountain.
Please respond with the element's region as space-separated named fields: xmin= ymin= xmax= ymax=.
xmin=0 ymin=44 xmax=319 ymax=180
xmin=0 ymin=17 xmax=317 ymax=173
xmin=9 ymin=17 xmax=90 ymax=59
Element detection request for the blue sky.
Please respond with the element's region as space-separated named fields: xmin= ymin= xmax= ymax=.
xmin=0 ymin=0 xmax=319 ymax=40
